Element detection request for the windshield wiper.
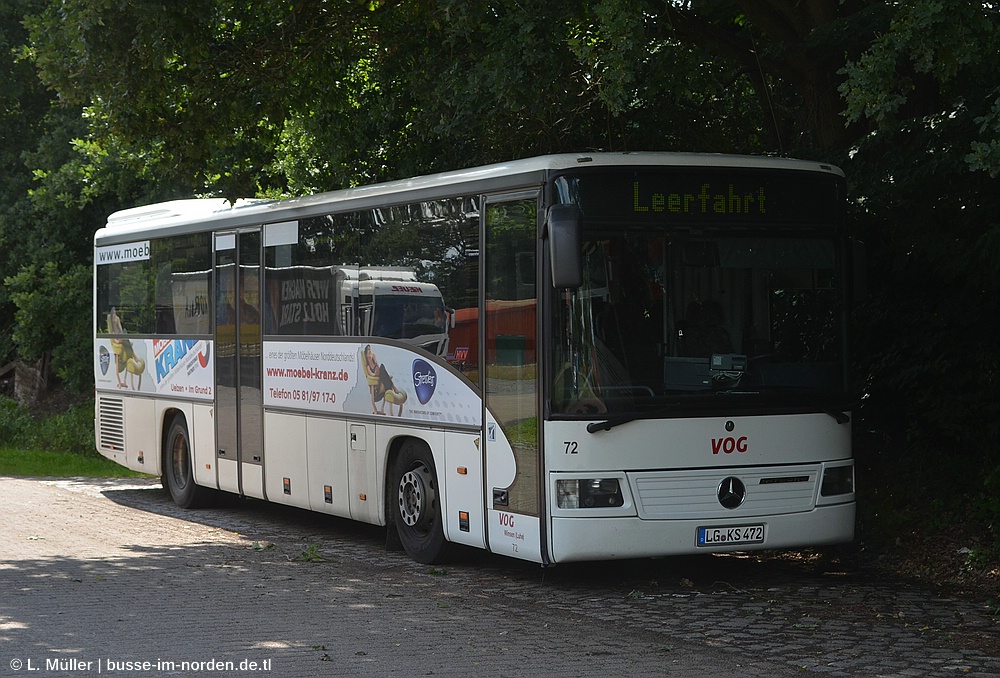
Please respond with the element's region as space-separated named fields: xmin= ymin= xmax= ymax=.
xmin=751 ymin=386 xmax=851 ymax=423
xmin=585 ymin=396 xmax=851 ymax=433
xmin=587 ymin=415 xmax=639 ymax=434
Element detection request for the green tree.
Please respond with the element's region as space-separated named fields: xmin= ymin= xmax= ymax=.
xmin=25 ymin=0 xmax=773 ymax=195
xmin=838 ymin=0 xmax=1000 ymax=466
xmin=2 ymin=0 xmax=172 ymax=397
xmin=0 ymin=0 xmax=51 ymax=369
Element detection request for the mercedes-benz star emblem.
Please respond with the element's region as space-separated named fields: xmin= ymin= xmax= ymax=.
xmin=717 ymin=476 xmax=747 ymax=509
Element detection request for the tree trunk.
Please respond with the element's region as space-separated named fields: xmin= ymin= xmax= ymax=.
xmin=14 ymin=355 xmax=49 ymax=408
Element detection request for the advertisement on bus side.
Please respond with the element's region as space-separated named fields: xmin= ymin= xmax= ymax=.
xmin=262 ymin=340 xmax=481 ymax=427
xmin=94 ymin=337 xmax=215 ymax=400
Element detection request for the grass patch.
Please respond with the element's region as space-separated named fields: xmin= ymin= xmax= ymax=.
xmin=0 ymin=395 xmax=148 ymax=477
xmin=0 ymin=446 xmax=149 ymax=478
xmin=1 ymin=396 xmax=97 ymax=455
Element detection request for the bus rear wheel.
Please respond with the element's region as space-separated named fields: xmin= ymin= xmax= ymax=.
xmin=163 ymin=418 xmax=214 ymax=509
xmin=393 ymin=440 xmax=450 ymax=564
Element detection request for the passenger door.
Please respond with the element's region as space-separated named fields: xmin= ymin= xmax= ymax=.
xmin=482 ymin=193 xmax=543 ymax=562
xmin=214 ymin=229 xmax=265 ymax=498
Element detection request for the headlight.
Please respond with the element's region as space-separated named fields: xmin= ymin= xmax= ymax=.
xmin=556 ymin=478 xmax=624 ymax=508
xmin=820 ymin=464 xmax=854 ymax=496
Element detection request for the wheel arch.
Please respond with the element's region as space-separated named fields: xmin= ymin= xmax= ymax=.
xmin=158 ymin=406 xmax=187 ymax=478
xmin=161 ymin=406 xmax=216 ymax=509
xmin=382 ymin=434 xmax=428 ymax=528
xmin=381 ymin=430 xmax=452 ymax=563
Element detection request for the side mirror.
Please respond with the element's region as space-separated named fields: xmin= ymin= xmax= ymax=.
xmin=547 ymin=204 xmax=582 ymax=289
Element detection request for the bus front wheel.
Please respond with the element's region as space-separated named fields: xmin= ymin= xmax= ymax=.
xmin=392 ymin=440 xmax=450 ymax=564
xmin=163 ymin=418 xmax=214 ymax=509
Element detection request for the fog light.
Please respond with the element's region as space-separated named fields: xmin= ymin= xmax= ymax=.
xmin=556 ymin=478 xmax=624 ymax=508
xmin=821 ymin=465 xmax=854 ymax=496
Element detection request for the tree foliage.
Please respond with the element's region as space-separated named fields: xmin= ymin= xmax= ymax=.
xmin=0 ymin=0 xmax=998 ymax=480
xmin=0 ymin=0 xmax=49 ymax=365
xmin=837 ymin=1 xmax=1000 ymax=465
xmin=22 ymin=0 xmax=778 ymax=196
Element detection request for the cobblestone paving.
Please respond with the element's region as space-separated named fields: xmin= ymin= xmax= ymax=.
xmin=1 ymin=476 xmax=997 ymax=677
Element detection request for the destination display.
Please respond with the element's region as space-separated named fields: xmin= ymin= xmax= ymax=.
xmin=556 ymin=167 xmax=844 ymax=226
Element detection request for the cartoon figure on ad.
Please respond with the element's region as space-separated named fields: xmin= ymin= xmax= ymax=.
xmin=362 ymin=344 xmax=408 ymax=416
xmin=107 ymin=307 xmax=146 ymax=390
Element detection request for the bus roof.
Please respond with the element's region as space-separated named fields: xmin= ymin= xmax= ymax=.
xmin=344 ymin=267 xmax=419 ymax=282
xmin=95 ymin=152 xmax=844 ymax=245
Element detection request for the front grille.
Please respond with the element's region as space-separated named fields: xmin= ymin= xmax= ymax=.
xmin=631 ymin=465 xmax=820 ymax=520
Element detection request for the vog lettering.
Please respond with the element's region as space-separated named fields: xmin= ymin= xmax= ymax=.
xmin=412 ymin=358 xmax=436 ymax=404
xmin=498 ymin=511 xmax=524 ymax=551
xmin=712 ymin=436 xmax=749 ymax=455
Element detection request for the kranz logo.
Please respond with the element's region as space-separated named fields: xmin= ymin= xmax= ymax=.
xmin=154 ymin=339 xmax=202 ymax=382
xmin=99 ymin=345 xmax=110 ymax=375
xmin=411 ymin=358 xmax=437 ymax=405
xmin=198 ymin=342 xmax=211 ymax=368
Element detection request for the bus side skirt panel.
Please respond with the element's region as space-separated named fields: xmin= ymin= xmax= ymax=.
xmin=192 ymin=403 xmax=217 ymax=489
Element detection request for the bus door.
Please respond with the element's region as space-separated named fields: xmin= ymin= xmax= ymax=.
xmin=214 ymin=229 xmax=265 ymax=499
xmin=482 ymin=193 xmax=543 ymax=562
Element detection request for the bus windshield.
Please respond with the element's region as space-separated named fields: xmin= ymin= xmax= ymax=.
xmin=550 ymin=169 xmax=848 ymax=418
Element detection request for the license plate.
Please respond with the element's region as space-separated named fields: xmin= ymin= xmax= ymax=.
xmin=697 ymin=524 xmax=765 ymax=547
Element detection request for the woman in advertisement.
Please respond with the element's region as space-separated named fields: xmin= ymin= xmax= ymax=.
xmin=363 ymin=344 xmax=407 ymax=416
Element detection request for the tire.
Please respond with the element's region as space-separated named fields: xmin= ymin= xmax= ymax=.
xmin=392 ymin=440 xmax=451 ymax=564
xmin=163 ymin=418 xmax=214 ymax=509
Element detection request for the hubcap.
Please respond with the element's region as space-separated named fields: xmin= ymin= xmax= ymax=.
xmin=171 ymin=435 xmax=189 ymax=490
xmin=398 ymin=464 xmax=433 ymax=528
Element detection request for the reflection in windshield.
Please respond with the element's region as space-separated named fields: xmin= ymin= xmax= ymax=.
xmin=552 ymin=232 xmax=846 ymax=416
xmin=372 ymin=295 xmax=448 ymax=340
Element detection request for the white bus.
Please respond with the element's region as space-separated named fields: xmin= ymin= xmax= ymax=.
xmin=93 ymin=153 xmax=857 ymax=564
